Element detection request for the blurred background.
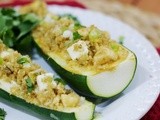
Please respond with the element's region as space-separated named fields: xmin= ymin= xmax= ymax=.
xmin=0 ymin=0 xmax=160 ymax=49
xmin=80 ymin=0 xmax=160 ymax=49
xmin=0 ymin=0 xmax=160 ymax=120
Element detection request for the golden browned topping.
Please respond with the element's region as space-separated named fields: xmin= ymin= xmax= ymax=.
xmin=32 ymin=18 xmax=128 ymax=73
xmin=20 ymin=0 xmax=129 ymax=73
xmin=0 ymin=41 xmax=81 ymax=110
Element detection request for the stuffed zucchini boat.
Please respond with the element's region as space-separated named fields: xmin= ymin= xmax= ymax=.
xmin=21 ymin=0 xmax=137 ymax=98
xmin=33 ymin=22 xmax=137 ymax=98
xmin=0 ymin=41 xmax=95 ymax=120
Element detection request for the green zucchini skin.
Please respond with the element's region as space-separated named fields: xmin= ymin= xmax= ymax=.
xmin=0 ymin=88 xmax=77 ymax=120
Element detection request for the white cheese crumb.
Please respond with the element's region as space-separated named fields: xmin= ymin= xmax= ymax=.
xmin=0 ymin=51 xmax=10 ymax=58
xmin=67 ymin=40 xmax=89 ymax=60
xmin=52 ymin=80 xmax=57 ymax=88
xmin=63 ymin=30 xmax=73 ymax=40
xmin=36 ymin=73 xmax=54 ymax=91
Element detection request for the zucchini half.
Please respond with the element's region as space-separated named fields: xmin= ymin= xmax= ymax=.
xmin=27 ymin=0 xmax=137 ymax=99
xmin=34 ymin=39 xmax=137 ymax=98
xmin=0 ymin=41 xmax=95 ymax=120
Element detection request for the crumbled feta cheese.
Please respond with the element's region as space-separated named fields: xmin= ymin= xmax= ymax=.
xmin=36 ymin=73 xmax=54 ymax=91
xmin=0 ymin=80 xmax=17 ymax=93
xmin=63 ymin=30 xmax=73 ymax=39
xmin=67 ymin=40 xmax=89 ymax=60
xmin=0 ymin=51 xmax=10 ymax=58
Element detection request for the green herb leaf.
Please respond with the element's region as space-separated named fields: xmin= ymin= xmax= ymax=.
xmin=0 ymin=57 xmax=3 ymax=65
xmin=1 ymin=28 xmax=14 ymax=47
xmin=0 ymin=8 xmax=17 ymax=17
xmin=17 ymin=21 xmax=32 ymax=39
xmin=73 ymin=31 xmax=82 ymax=40
xmin=74 ymin=23 xmax=84 ymax=30
xmin=0 ymin=8 xmax=39 ymax=54
xmin=0 ymin=15 xmax=6 ymax=30
xmin=17 ymin=56 xmax=30 ymax=64
xmin=22 ymin=13 xmax=39 ymax=23
xmin=0 ymin=108 xmax=7 ymax=120
xmin=17 ymin=13 xmax=39 ymax=39
xmin=110 ymin=43 xmax=119 ymax=52
xmin=118 ymin=36 xmax=125 ymax=45
xmin=25 ymin=77 xmax=34 ymax=93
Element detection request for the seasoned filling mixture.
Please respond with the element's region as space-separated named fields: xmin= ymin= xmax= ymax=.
xmin=21 ymin=0 xmax=129 ymax=73
xmin=0 ymin=41 xmax=82 ymax=110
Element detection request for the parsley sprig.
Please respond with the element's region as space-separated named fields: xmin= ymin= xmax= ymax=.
xmin=73 ymin=31 xmax=82 ymax=40
xmin=0 ymin=108 xmax=7 ymax=120
xmin=17 ymin=56 xmax=30 ymax=64
xmin=25 ymin=77 xmax=34 ymax=93
xmin=0 ymin=8 xmax=39 ymax=53
xmin=118 ymin=35 xmax=125 ymax=45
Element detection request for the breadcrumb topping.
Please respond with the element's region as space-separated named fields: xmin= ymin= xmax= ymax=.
xmin=0 ymin=41 xmax=82 ymax=110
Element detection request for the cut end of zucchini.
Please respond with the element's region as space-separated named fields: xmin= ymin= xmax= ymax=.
xmin=87 ymin=52 xmax=137 ymax=97
xmin=34 ymin=38 xmax=137 ymax=98
xmin=62 ymin=100 xmax=95 ymax=120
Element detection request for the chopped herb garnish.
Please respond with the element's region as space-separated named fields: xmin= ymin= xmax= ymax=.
xmin=110 ymin=43 xmax=119 ymax=52
xmin=73 ymin=31 xmax=82 ymax=40
xmin=0 ymin=8 xmax=39 ymax=53
xmin=0 ymin=108 xmax=7 ymax=120
xmin=118 ymin=36 xmax=125 ymax=45
xmin=74 ymin=23 xmax=84 ymax=30
xmin=54 ymin=78 xmax=66 ymax=85
xmin=0 ymin=57 xmax=3 ymax=65
xmin=25 ymin=77 xmax=34 ymax=93
xmin=17 ymin=56 xmax=30 ymax=64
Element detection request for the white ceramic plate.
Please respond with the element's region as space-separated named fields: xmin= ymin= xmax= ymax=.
xmin=0 ymin=5 xmax=160 ymax=120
